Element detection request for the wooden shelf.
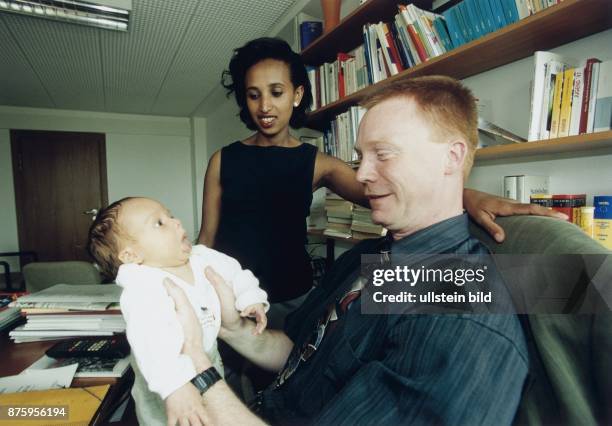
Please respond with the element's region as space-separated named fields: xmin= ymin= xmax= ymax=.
xmin=301 ymin=0 xmax=433 ymax=66
xmin=475 ymin=130 xmax=612 ymax=161
xmin=323 ymin=132 xmax=612 ymax=165
xmin=304 ymin=0 xmax=612 ymax=131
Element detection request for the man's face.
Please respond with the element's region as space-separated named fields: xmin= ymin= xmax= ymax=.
xmin=355 ymin=97 xmax=450 ymax=236
xmin=119 ymin=198 xmax=192 ymax=268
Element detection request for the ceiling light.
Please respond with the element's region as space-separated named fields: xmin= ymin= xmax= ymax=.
xmin=0 ymin=0 xmax=131 ymax=31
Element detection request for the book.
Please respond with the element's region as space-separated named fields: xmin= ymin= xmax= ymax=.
xmin=28 ymin=354 xmax=130 ymax=378
xmin=587 ymin=62 xmax=601 ymax=132
xmin=594 ymin=196 xmax=612 ymax=249
xmin=557 ymin=67 xmax=575 ymax=138
xmin=300 ymin=21 xmax=323 ymax=50
xmin=580 ymin=58 xmax=601 ymax=133
xmin=530 ymin=194 xmax=553 ymax=207
xmin=539 ymin=61 xmax=559 ymax=140
xmin=552 ymin=194 xmax=586 ymax=223
xmin=568 ymin=66 xmax=584 ymax=136
xmin=294 ymin=12 xmax=322 ymax=51
xmin=549 ymin=66 xmax=566 ymax=139
xmin=593 ymin=60 xmax=612 ymax=132
xmin=503 ymin=176 xmax=518 ymax=200
xmin=0 ymin=306 xmax=20 ymax=331
xmin=516 ymin=175 xmax=549 ymax=203
xmin=528 ymin=52 xmax=575 ymax=141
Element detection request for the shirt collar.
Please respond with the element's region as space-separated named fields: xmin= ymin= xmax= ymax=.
xmin=387 ymin=213 xmax=471 ymax=254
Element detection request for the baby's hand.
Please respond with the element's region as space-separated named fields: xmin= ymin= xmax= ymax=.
xmin=240 ymin=303 xmax=267 ymax=335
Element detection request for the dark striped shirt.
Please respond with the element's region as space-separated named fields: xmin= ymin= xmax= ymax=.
xmin=262 ymin=214 xmax=528 ymax=425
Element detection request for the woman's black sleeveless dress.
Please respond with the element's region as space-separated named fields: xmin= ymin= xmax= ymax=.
xmin=214 ymin=141 xmax=318 ymax=303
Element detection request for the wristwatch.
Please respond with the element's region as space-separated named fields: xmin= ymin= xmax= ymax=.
xmin=190 ymin=367 xmax=222 ymax=395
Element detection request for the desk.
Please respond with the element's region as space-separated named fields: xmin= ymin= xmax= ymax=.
xmin=0 ymin=329 xmax=134 ymax=424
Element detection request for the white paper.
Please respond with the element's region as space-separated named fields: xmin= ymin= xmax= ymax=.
xmin=0 ymin=363 xmax=77 ymax=394
xmin=13 ymin=284 xmax=121 ymax=303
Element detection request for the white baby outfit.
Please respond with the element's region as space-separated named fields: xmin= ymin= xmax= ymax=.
xmin=116 ymin=244 xmax=268 ymax=426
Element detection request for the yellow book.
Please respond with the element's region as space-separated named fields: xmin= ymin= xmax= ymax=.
xmin=558 ymin=68 xmax=575 ymax=137
xmin=0 ymin=385 xmax=109 ymax=426
xmin=549 ymin=70 xmax=565 ymax=139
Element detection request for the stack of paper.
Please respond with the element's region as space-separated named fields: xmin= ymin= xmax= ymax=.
xmin=9 ymin=284 xmax=125 ymax=343
xmin=0 ymin=307 xmax=21 ymax=331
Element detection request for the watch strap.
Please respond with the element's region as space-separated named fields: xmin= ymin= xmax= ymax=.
xmin=190 ymin=367 xmax=221 ymax=395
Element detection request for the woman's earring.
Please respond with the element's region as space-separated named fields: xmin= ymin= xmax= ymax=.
xmin=294 ymin=102 xmax=299 ymax=107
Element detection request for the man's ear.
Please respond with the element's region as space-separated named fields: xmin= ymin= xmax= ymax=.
xmin=118 ymin=246 xmax=143 ymax=265
xmin=445 ymin=139 xmax=467 ymax=175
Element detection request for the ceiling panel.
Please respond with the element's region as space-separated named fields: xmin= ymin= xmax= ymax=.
xmin=2 ymin=13 xmax=105 ymax=110
xmin=152 ymin=0 xmax=300 ymax=115
xmin=101 ymin=1 xmax=199 ymax=114
xmin=0 ymin=0 xmax=303 ymax=116
xmin=0 ymin=17 xmax=54 ymax=108
xmin=150 ymin=15 xmax=263 ymax=115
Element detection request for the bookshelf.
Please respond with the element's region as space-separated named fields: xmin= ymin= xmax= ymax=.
xmin=303 ymin=0 xmax=612 ymax=131
xmin=301 ymin=0 xmax=433 ymax=65
xmin=476 ymin=130 xmax=612 ymax=161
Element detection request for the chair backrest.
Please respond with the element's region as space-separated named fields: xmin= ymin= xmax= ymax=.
xmin=23 ymin=261 xmax=102 ymax=294
xmin=469 ymin=216 xmax=611 ymax=425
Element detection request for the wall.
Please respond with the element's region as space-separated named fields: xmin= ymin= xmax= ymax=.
xmin=0 ymin=105 xmax=202 ymax=272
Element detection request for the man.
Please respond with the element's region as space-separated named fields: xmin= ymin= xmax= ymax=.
xmin=166 ymin=76 xmax=530 ymax=425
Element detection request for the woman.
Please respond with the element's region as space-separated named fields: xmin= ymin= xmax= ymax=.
xmin=198 ymin=37 xmax=562 ymax=320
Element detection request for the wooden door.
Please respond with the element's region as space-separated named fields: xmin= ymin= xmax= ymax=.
xmin=11 ymin=130 xmax=108 ymax=262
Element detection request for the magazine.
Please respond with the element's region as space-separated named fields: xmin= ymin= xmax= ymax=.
xmin=27 ymin=355 xmax=130 ymax=378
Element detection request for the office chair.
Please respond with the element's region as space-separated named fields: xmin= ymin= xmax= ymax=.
xmin=22 ymin=261 xmax=102 ymax=294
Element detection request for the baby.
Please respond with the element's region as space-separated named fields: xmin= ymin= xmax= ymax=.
xmin=88 ymin=196 xmax=268 ymax=426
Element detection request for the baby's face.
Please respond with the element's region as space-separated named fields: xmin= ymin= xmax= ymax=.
xmin=119 ymin=198 xmax=192 ymax=268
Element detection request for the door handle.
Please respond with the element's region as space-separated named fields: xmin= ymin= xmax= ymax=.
xmin=83 ymin=208 xmax=99 ymax=220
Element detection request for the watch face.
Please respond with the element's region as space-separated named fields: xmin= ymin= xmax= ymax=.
xmin=191 ymin=367 xmax=221 ymax=394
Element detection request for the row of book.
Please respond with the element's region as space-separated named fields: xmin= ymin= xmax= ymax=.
xmin=528 ymin=52 xmax=612 ymax=141
xmin=530 ymin=194 xmax=611 ymax=249
xmin=323 ymin=192 xmax=387 ymax=240
xmin=8 ymin=284 xmax=125 ymax=343
xmin=317 ymin=109 xmax=523 ymax=165
xmin=307 ymin=0 xmax=554 ymax=110
xmin=319 ymin=106 xmax=366 ymax=162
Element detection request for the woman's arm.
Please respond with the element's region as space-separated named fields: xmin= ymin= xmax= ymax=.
xmin=463 ymin=188 xmax=567 ymax=242
xmin=197 ymin=150 xmax=222 ymax=247
xmin=313 ymin=153 xmax=369 ymax=207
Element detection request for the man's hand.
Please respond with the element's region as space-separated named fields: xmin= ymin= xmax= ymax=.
xmin=463 ymin=188 xmax=568 ymax=243
xmin=164 ymin=382 xmax=209 ymax=426
xmin=240 ymin=303 xmax=268 ymax=335
xmin=204 ymin=267 xmax=243 ymax=337
xmin=163 ymin=278 xmax=211 ymax=373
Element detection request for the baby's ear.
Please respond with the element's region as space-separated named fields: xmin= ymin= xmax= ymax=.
xmin=118 ymin=246 xmax=142 ymax=264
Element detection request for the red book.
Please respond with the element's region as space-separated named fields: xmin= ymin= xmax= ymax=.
xmin=405 ymin=23 xmax=428 ymax=62
xmin=382 ymin=23 xmax=405 ymax=72
xmin=552 ymin=194 xmax=586 ymax=222
xmin=579 ymin=58 xmax=601 ymax=134
xmin=336 ymin=53 xmax=353 ymax=99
